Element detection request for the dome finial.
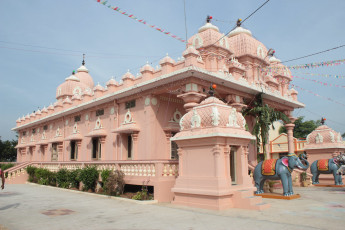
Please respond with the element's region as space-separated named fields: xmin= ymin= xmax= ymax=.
xmin=206 ymin=15 xmax=213 ymax=23
xmin=321 ymin=117 xmax=326 ymax=125
xmin=236 ymin=18 xmax=242 ymax=27
xmin=82 ymin=54 xmax=85 ymax=66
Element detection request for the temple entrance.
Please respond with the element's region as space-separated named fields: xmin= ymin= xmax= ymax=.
xmin=51 ymin=143 xmax=58 ymax=161
xmin=230 ymin=147 xmax=236 ymax=184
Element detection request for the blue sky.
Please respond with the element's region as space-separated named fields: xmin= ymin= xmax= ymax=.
xmin=1 ymin=0 xmax=344 ymax=141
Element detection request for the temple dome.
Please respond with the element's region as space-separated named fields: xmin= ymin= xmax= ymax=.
xmin=56 ymin=73 xmax=89 ymax=100
xmin=305 ymin=125 xmax=345 ymax=150
xmin=187 ymin=22 xmax=231 ymax=51
xmin=75 ymin=65 xmax=94 ymax=88
xmin=228 ymin=26 xmax=268 ymax=60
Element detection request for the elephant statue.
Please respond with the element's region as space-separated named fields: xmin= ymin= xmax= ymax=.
xmin=311 ymin=153 xmax=345 ymax=185
xmin=254 ymin=153 xmax=309 ymax=196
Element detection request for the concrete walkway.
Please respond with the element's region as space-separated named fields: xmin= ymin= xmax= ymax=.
xmin=1 ymin=184 xmax=345 ymax=230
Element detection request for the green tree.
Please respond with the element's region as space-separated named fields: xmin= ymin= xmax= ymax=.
xmin=279 ymin=116 xmax=321 ymax=139
xmin=0 ymin=139 xmax=18 ymax=162
xmin=242 ymin=93 xmax=290 ymax=160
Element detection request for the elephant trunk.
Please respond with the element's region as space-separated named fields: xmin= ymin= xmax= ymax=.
xmin=299 ymin=157 xmax=310 ymax=170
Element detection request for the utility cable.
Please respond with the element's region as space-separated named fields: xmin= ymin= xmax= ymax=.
xmin=208 ymin=0 xmax=271 ymax=47
xmin=281 ymin=44 xmax=345 ymax=64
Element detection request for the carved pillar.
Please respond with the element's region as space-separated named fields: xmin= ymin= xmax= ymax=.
xmin=100 ymin=137 xmax=106 ymax=160
xmin=285 ymin=114 xmax=297 ymax=154
xmin=165 ymin=131 xmax=173 ymax=159
xmin=224 ymin=146 xmax=230 ymax=179
xmin=76 ymin=140 xmax=82 ymax=161
xmin=213 ymin=145 xmax=222 ymax=178
xmin=177 ymin=148 xmax=184 ymax=176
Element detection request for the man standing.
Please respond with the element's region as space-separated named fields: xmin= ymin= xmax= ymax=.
xmin=0 ymin=168 xmax=5 ymax=189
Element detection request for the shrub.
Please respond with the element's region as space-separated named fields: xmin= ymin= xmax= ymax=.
xmin=35 ymin=168 xmax=52 ymax=185
xmin=79 ymin=166 xmax=99 ymax=191
xmin=101 ymin=169 xmax=111 ymax=190
xmin=105 ymin=170 xmax=125 ymax=196
xmin=56 ymin=168 xmax=70 ymax=188
xmin=26 ymin=166 xmax=38 ymax=182
xmin=132 ymin=190 xmax=152 ymax=200
xmin=48 ymin=171 xmax=57 ymax=186
xmin=0 ymin=163 xmax=15 ymax=171
xmin=68 ymin=169 xmax=81 ymax=189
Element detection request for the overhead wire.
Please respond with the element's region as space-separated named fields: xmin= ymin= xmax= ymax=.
xmin=208 ymin=0 xmax=271 ymax=47
xmin=281 ymin=44 xmax=345 ymax=64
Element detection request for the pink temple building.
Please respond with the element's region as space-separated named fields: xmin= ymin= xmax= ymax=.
xmin=10 ymin=19 xmax=305 ymax=210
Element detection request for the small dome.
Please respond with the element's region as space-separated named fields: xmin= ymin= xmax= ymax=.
xmin=25 ymin=114 xmax=30 ymax=119
xmin=182 ymin=46 xmax=200 ymax=57
xmin=56 ymin=72 xmax=89 ymax=100
xmin=140 ymin=62 xmax=154 ymax=72
xmin=159 ymin=54 xmax=175 ymax=65
xmin=54 ymin=100 xmax=63 ymax=107
xmin=179 ymin=97 xmax=248 ymax=131
xmin=41 ymin=107 xmax=48 ymax=113
xmin=30 ymin=112 xmax=36 ymax=118
xmin=94 ymin=83 xmax=104 ymax=91
xmin=16 ymin=118 xmax=21 ymax=123
xmin=199 ymin=96 xmax=226 ymax=106
xmin=122 ymin=70 xmax=135 ymax=81
xmin=65 ymin=73 xmax=80 ymax=81
xmin=63 ymin=96 xmax=72 ymax=104
xmin=35 ymin=109 xmax=42 ymax=115
xmin=228 ymin=26 xmax=252 ymax=37
xmin=269 ymin=56 xmax=281 ymax=63
xmin=48 ymin=104 xmax=54 ymax=110
xmin=106 ymin=77 xmax=118 ymax=86
xmin=305 ymin=125 xmax=345 ymax=150
xmin=21 ymin=116 xmax=25 ymax=121
xmin=77 ymin=65 xmax=89 ymax=73
xmin=173 ymin=97 xmax=254 ymax=141
xmin=198 ymin=22 xmax=219 ymax=33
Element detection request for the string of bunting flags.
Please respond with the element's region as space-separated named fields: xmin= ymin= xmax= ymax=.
xmin=291 ymin=84 xmax=345 ymax=107
xmin=300 ymin=73 xmax=345 ymax=79
xmin=263 ymin=58 xmax=345 ymax=70
xmin=292 ymin=76 xmax=345 ymax=88
xmin=95 ymin=0 xmax=187 ymax=43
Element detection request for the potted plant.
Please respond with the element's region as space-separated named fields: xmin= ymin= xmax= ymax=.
xmin=301 ymin=172 xmax=308 ymax=187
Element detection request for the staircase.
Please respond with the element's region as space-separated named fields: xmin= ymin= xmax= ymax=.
xmin=232 ymin=189 xmax=270 ymax=210
xmin=5 ymin=161 xmax=32 ymax=184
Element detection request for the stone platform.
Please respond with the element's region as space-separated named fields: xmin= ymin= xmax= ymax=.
xmin=255 ymin=193 xmax=301 ymax=200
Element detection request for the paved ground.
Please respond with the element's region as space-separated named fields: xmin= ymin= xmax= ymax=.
xmin=1 ymin=184 xmax=345 ymax=230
